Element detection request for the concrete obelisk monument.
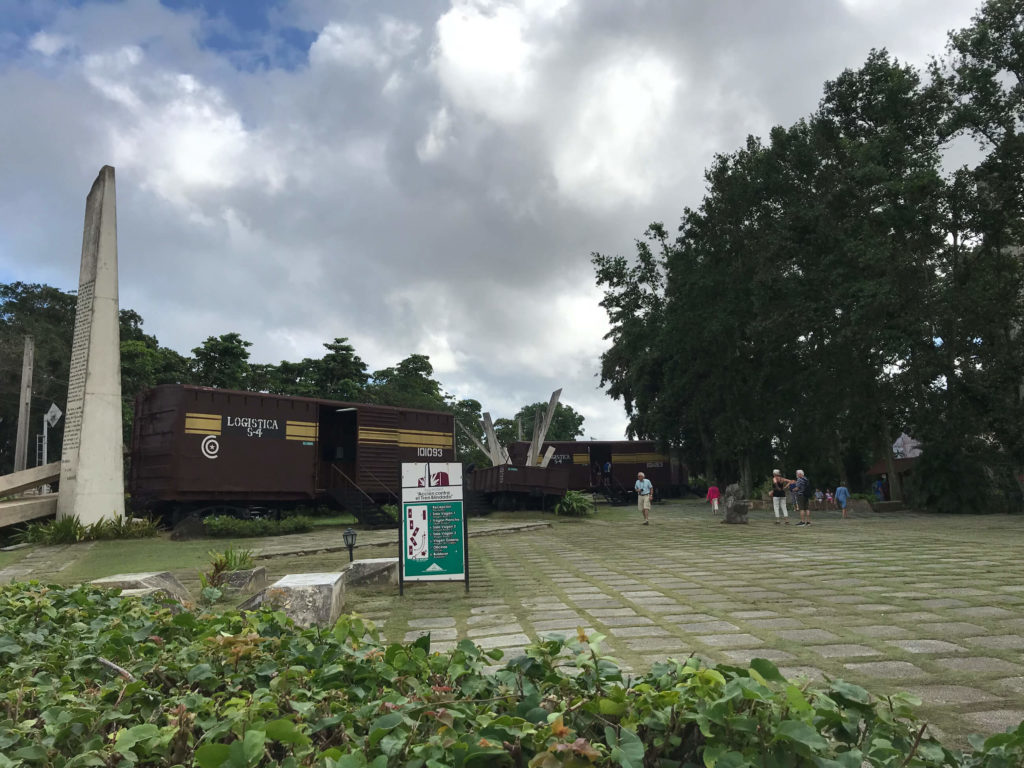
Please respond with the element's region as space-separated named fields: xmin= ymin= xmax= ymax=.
xmin=57 ymin=166 xmax=125 ymax=523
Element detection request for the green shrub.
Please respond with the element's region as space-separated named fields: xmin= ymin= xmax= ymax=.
xmin=379 ymin=503 xmax=399 ymax=522
xmin=15 ymin=515 xmax=160 ymax=545
xmin=201 ymin=514 xmax=314 ymax=538
xmin=554 ymin=489 xmax=593 ymax=516
xmin=0 ymin=582 xmax=1021 ymax=767
xmin=284 ymin=504 xmax=337 ymax=518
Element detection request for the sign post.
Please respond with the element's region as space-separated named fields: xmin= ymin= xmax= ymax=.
xmin=42 ymin=403 xmax=63 ymax=466
xmin=399 ymin=462 xmax=468 ymax=596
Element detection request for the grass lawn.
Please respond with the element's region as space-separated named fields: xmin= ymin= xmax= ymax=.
xmin=0 ymin=545 xmax=30 ymax=571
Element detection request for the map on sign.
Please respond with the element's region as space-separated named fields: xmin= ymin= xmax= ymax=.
xmin=405 ymin=504 xmax=429 ymax=560
xmin=400 ymin=462 xmax=466 ymax=585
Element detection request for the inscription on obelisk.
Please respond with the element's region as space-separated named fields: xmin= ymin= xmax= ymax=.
xmin=57 ymin=166 xmax=125 ymax=524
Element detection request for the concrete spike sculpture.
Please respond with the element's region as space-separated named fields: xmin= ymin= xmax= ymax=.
xmin=57 ymin=166 xmax=125 ymax=524
xmin=525 ymin=389 xmax=562 ymax=466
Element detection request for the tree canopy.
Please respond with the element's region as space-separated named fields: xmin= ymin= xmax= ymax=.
xmin=593 ymin=1 xmax=1024 ymax=512
xmin=0 ymin=283 xmax=559 ymax=473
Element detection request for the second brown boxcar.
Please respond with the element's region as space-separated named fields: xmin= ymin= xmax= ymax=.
xmin=130 ymin=384 xmax=455 ymax=523
xmin=505 ymin=440 xmax=685 ymax=497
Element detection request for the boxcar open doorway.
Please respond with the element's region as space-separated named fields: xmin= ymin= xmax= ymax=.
xmin=319 ymin=406 xmax=359 ymax=495
xmin=590 ymin=444 xmax=611 ymax=488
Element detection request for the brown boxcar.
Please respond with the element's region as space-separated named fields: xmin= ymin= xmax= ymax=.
xmin=467 ymin=464 xmax=571 ymax=510
xmin=129 ymin=384 xmax=455 ymax=517
xmin=505 ymin=440 xmax=685 ymax=495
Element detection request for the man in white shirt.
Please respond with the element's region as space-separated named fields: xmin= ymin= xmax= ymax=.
xmin=635 ymin=472 xmax=653 ymax=525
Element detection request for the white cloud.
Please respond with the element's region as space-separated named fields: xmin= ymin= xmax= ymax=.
xmin=80 ymin=46 xmax=284 ymax=208
xmin=434 ymin=1 xmax=540 ymax=124
xmin=310 ymin=17 xmax=421 ymax=71
xmin=29 ymin=32 xmax=73 ymax=57
xmin=310 ymin=22 xmax=389 ymax=69
xmin=552 ymin=51 xmax=681 ymax=208
xmin=417 ymin=107 xmax=454 ymax=161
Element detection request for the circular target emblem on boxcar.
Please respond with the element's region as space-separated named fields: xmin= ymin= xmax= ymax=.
xmin=201 ymin=434 xmax=220 ymax=460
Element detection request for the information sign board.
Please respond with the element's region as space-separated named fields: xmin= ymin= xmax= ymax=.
xmin=400 ymin=462 xmax=468 ymax=593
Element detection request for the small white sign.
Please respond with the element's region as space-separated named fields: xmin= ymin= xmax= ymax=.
xmin=401 ymin=462 xmax=463 ymax=489
xmin=45 ymin=403 xmax=63 ymax=428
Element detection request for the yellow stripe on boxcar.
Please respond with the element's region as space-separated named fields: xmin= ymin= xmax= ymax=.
xmin=184 ymin=412 xmax=222 ymax=435
xmin=359 ymin=427 xmax=399 ymax=444
xmin=611 ymin=452 xmax=668 ymax=463
xmin=285 ymin=421 xmax=319 ymax=441
xmin=397 ymin=430 xmax=453 ymax=448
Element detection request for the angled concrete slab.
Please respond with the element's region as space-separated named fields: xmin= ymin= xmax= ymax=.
xmin=239 ymin=572 xmax=346 ymax=627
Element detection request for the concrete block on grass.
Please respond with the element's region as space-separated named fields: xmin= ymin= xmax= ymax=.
xmin=343 ymin=558 xmax=398 ymax=587
xmin=222 ymin=567 xmax=267 ymax=594
xmin=238 ymin=572 xmax=345 ymax=627
xmin=91 ymin=572 xmax=192 ymax=605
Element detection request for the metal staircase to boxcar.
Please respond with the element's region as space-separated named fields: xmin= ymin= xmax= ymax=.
xmin=328 ymin=464 xmax=396 ymax=528
xmin=594 ymin=476 xmax=633 ymax=506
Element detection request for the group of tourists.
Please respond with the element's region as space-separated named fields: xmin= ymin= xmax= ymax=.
xmin=769 ymin=470 xmax=850 ymax=525
xmin=700 ymin=472 xmax=851 ymax=526
xmin=633 ymin=470 xmax=852 ymax=527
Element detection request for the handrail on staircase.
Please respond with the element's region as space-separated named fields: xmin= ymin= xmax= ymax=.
xmin=360 ymin=466 xmax=399 ymax=504
xmin=330 ymin=464 xmax=378 ymax=506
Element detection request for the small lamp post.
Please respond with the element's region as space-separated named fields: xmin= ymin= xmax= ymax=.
xmin=343 ymin=527 xmax=357 ymax=562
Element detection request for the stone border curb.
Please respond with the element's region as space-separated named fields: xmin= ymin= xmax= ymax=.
xmin=253 ymin=522 xmax=552 ymax=561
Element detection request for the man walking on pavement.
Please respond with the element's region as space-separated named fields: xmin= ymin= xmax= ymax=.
xmin=635 ymin=472 xmax=653 ymax=525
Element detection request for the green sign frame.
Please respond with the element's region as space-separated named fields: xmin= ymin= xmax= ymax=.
xmin=399 ymin=463 xmax=469 ymax=594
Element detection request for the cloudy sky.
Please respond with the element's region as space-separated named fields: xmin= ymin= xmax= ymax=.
xmin=0 ymin=0 xmax=978 ymax=439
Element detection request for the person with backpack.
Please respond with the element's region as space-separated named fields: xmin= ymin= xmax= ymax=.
xmin=795 ymin=469 xmax=812 ymax=526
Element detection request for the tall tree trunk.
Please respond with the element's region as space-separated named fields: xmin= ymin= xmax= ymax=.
xmin=832 ymin=428 xmax=845 ymax=485
xmin=698 ymin=421 xmax=714 ymax=482
xmin=739 ymin=453 xmax=752 ymax=499
xmin=880 ymin=421 xmax=902 ymax=501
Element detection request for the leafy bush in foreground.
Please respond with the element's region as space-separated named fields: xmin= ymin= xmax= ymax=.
xmin=202 ymin=514 xmax=314 ymax=537
xmin=1 ymin=583 xmax=1022 ymax=767
xmin=15 ymin=514 xmax=161 ymax=544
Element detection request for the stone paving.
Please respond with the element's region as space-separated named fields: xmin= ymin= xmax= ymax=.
xmin=344 ymin=502 xmax=1024 ymax=744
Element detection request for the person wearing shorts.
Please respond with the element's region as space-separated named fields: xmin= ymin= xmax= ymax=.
xmin=635 ymin=472 xmax=653 ymax=525
xmin=795 ymin=470 xmax=811 ymax=525
xmin=835 ymin=482 xmax=850 ymax=519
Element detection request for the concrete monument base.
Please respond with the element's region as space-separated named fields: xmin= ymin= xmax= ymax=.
xmin=238 ymin=572 xmax=345 ymax=627
xmin=343 ymin=558 xmax=399 ymax=587
xmin=222 ymin=567 xmax=268 ymax=594
xmin=90 ymin=572 xmax=192 ymax=605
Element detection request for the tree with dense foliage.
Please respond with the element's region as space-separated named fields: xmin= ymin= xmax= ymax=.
xmin=0 ymin=282 xmax=492 ymax=473
xmin=593 ymin=3 xmax=1024 ymax=511
xmin=366 ymin=353 xmax=448 ymax=412
xmin=514 ymin=401 xmax=586 ymax=442
xmin=315 ymin=337 xmax=369 ymax=402
xmin=190 ymin=332 xmax=253 ymax=390
xmin=449 ymin=396 xmax=489 ymax=468
xmin=0 ymin=283 xmax=76 ymax=472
